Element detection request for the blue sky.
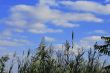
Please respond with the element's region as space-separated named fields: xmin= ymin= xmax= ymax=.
xmin=0 ymin=0 xmax=110 ymax=59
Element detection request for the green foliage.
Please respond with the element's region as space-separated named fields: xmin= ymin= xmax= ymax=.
xmin=0 ymin=55 xmax=9 ymax=73
xmin=94 ymin=36 xmax=110 ymax=55
xmin=94 ymin=36 xmax=110 ymax=73
xmin=0 ymin=33 xmax=110 ymax=73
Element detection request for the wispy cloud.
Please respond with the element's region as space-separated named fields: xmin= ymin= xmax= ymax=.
xmin=0 ymin=30 xmax=36 ymax=47
xmin=80 ymin=35 xmax=101 ymax=49
xmin=0 ymin=38 xmax=35 ymax=47
xmin=45 ymin=36 xmax=56 ymax=42
xmin=88 ymin=30 xmax=108 ymax=35
xmin=94 ymin=30 xmax=107 ymax=34
xmin=60 ymin=1 xmax=110 ymax=14
xmin=105 ymin=0 xmax=110 ymax=3
xmin=1 ymin=0 xmax=104 ymax=35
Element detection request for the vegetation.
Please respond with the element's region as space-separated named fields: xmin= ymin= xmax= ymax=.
xmin=0 ymin=33 xmax=110 ymax=73
xmin=94 ymin=36 xmax=110 ymax=73
xmin=94 ymin=36 xmax=110 ymax=55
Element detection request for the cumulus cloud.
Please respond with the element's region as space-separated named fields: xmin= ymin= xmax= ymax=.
xmin=0 ymin=0 xmax=105 ymax=55
xmin=1 ymin=0 xmax=104 ymax=36
xmin=4 ymin=4 xmax=63 ymax=34
xmin=60 ymin=1 xmax=110 ymax=14
xmin=28 ymin=23 xmax=62 ymax=34
xmin=80 ymin=36 xmax=101 ymax=49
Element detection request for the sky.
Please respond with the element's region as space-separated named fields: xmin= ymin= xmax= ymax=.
xmin=0 ymin=0 xmax=110 ymax=59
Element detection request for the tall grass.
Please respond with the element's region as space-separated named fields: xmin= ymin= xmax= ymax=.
xmin=0 ymin=34 xmax=109 ymax=73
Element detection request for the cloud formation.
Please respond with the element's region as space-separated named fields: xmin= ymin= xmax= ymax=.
xmin=60 ymin=1 xmax=110 ymax=14
xmin=0 ymin=0 xmax=108 ymax=56
xmin=2 ymin=0 xmax=104 ymax=35
xmin=80 ymin=36 xmax=101 ymax=49
xmin=45 ymin=36 xmax=56 ymax=42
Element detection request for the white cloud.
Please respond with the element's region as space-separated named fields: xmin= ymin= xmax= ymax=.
xmin=0 ymin=0 xmax=105 ymax=53
xmin=82 ymin=36 xmax=101 ymax=42
xmin=1 ymin=0 xmax=104 ymax=35
xmin=0 ymin=47 xmax=9 ymax=57
xmin=1 ymin=30 xmax=12 ymax=36
xmin=5 ymin=4 xmax=63 ymax=34
xmin=28 ymin=23 xmax=62 ymax=34
xmin=39 ymin=0 xmax=58 ymax=6
xmin=105 ymin=0 xmax=110 ymax=3
xmin=62 ymin=13 xmax=103 ymax=22
xmin=52 ymin=20 xmax=79 ymax=28
xmin=45 ymin=36 xmax=56 ymax=42
xmin=80 ymin=35 xmax=101 ymax=49
xmin=60 ymin=1 xmax=110 ymax=14
xmin=89 ymin=30 xmax=107 ymax=35
xmin=0 ymin=38 xmax=35 ymax=47
xmin=94 ymin=30 xmax=107 ymax=34
xmin=0 ymin=40 xmax=20 ymax=47
xmin=0 ymin=31 xmax=36 ymax=47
